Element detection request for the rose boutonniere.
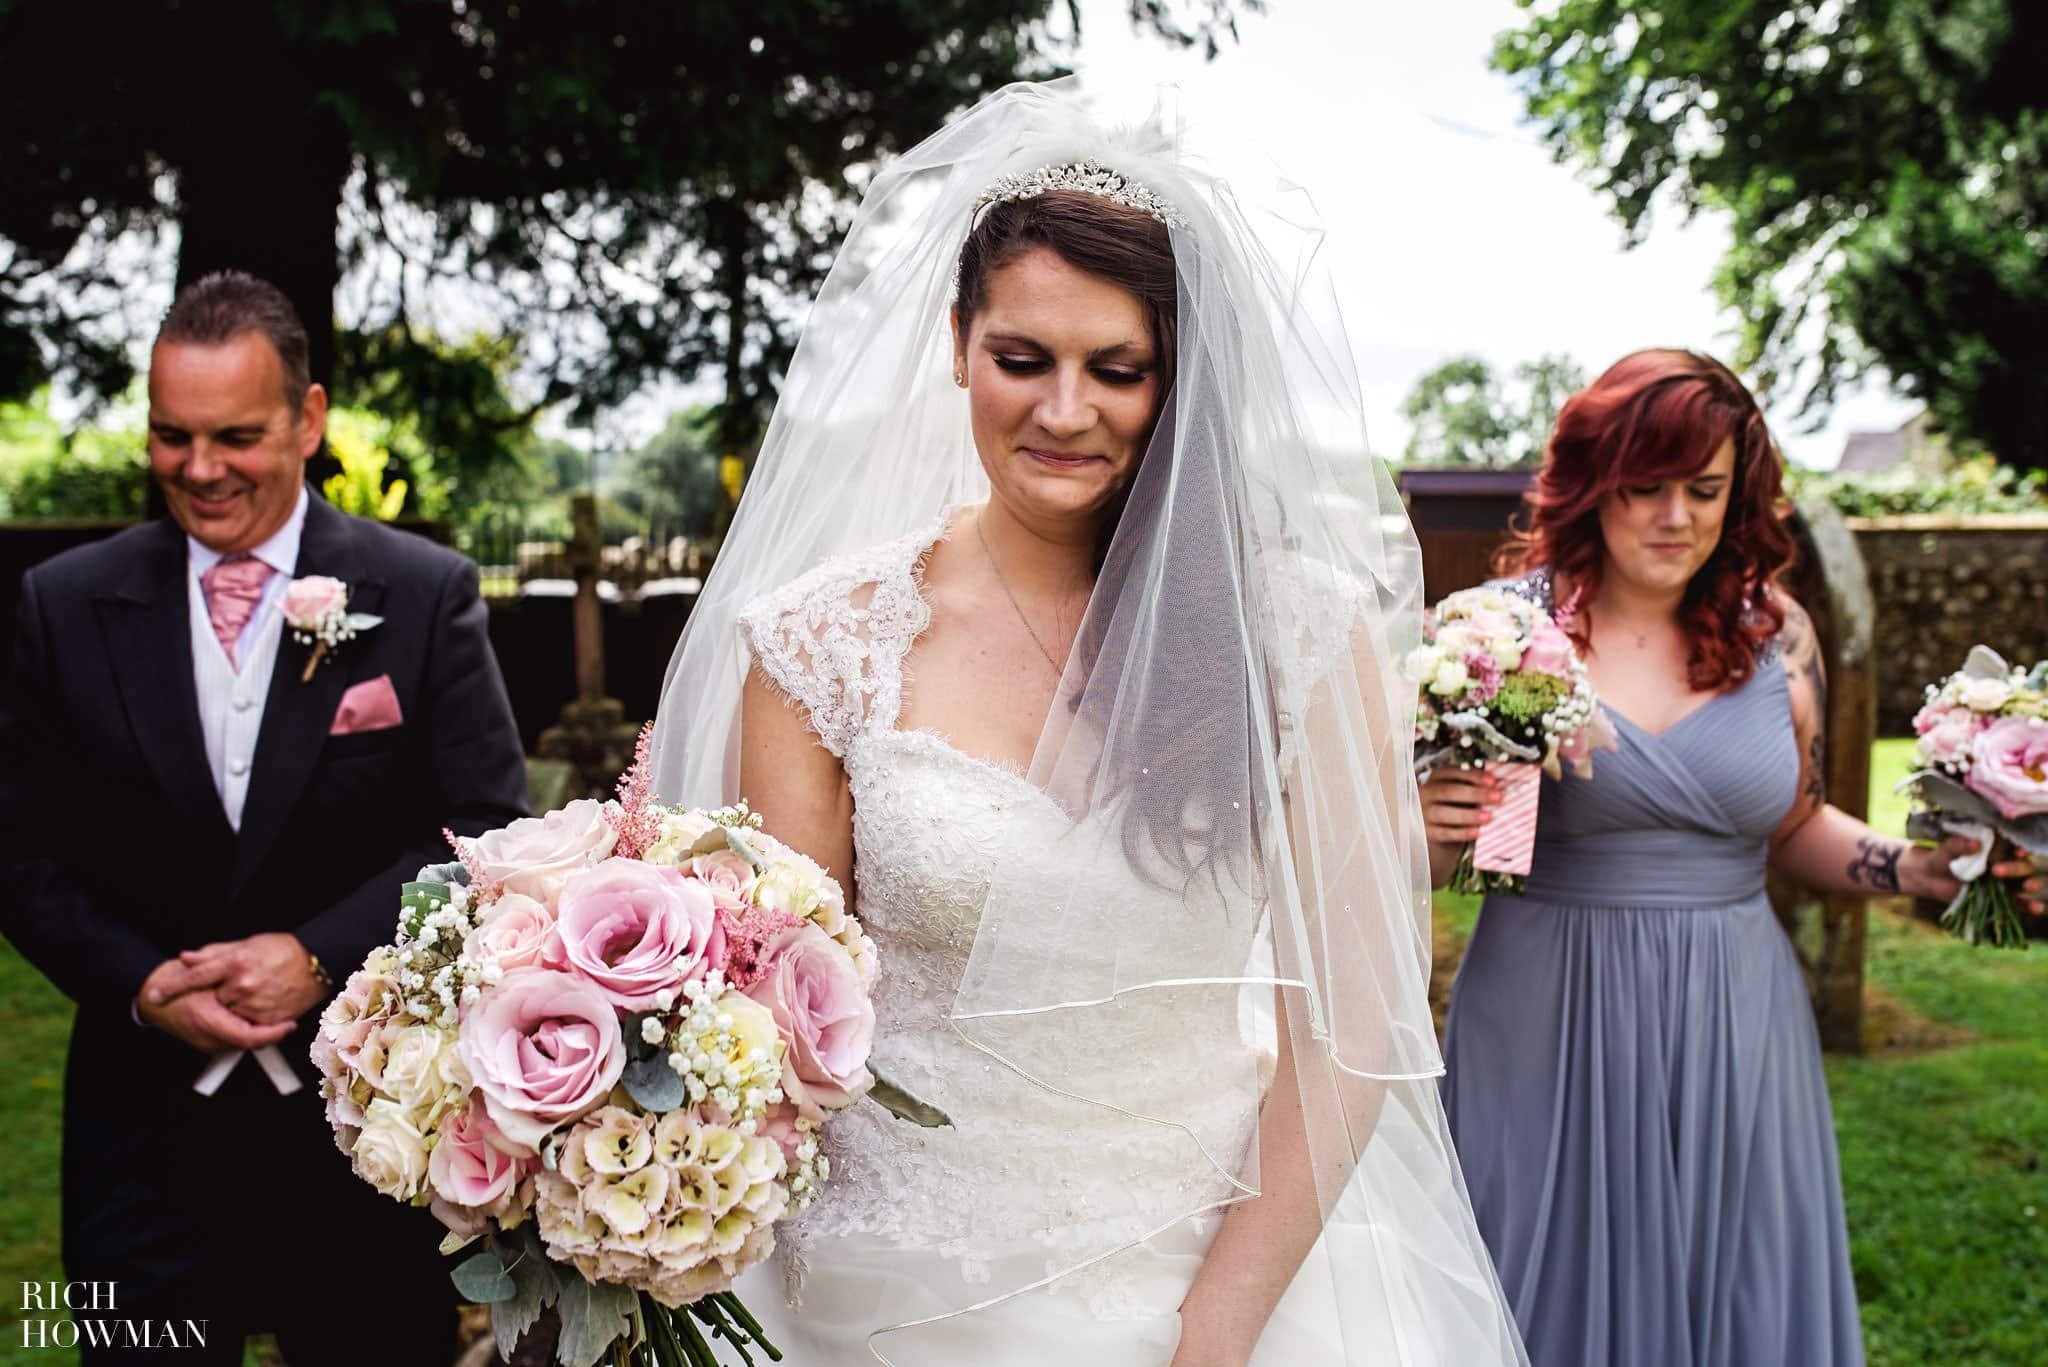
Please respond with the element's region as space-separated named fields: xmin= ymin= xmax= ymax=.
xmin=281 ymin=575 xmax=383 ymax=682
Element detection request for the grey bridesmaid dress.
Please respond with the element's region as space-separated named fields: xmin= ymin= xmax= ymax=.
xmin=1442 ymin=574 xmax=1863 ymax=1367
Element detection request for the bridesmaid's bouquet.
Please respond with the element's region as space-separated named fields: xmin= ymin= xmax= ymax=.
xmin=312 ymin=728 xmax=880 ymax=1366
xmin=1901 ymin=646 xmax=2048 ymax=948
xmin=1407 ymin=586 xmax=1616 ymax=895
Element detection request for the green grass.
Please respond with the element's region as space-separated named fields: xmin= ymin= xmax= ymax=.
xmin=1869 ymin=735 xmax=1919 ymax=841
xmin=1828 ymin=910 xmax=2048 ymax=1364
xmin=1 ymin=936 xmax=71 ymax=1365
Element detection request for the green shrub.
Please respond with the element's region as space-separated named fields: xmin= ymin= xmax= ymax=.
xmin=1788 ymin=455 xmax=2048 ymax=518
xmin=0 ymin=389 xmax=147 ymax=519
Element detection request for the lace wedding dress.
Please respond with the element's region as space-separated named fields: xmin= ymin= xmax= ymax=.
xmin=728 ymin=519 xmax=1357 ymax=1365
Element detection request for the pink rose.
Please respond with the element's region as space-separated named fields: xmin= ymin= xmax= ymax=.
xmin=456 ymin=968 xmax=625 ymax=1152
xmin=680 ymin=850 xmax=755 ymax=917
xmin=1467 ymin=607 xmax=1518 ymax=640
xmin=744 ymin=924 xmax=874 ymax=1119
xmin=756 ymin=1103 xmax=807 ymax=1166
xmin=1914 ymin=704 xmax=1987 ymax=769
xmin=1519 ymin=620 xmax=1575 ymax=678
xmin=281 ymin=574 xmax=349 ymax=625
xmin=428 ymin=1101 xmax=529 ymax=1214
xmin=464 ymin=892 xmax=555 ymax=972
xmin=467 ymin=799 xmax=619 ymax=906
xmin=1964 ymin=716 xmax=2048 ymax=819
xmin=549 ymin=859 xmax=725 ymax=1010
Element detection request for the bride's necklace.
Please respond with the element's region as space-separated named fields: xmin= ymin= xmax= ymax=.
xmin=977 ymin=517 xmax=1069 ymax=674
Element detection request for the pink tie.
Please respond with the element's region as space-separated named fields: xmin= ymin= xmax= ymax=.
xmin=201 ymin=554 xmax=273 ymax=667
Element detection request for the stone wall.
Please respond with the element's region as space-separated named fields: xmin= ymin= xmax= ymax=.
xmin=1848 ymin=514 xmax=2048 ymax=734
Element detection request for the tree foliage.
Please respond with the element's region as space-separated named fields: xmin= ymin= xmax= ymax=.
xmin=0 ymin=0 xmax=1257 ymax=465
xmin=1401 ymin=352 xmax=1586 ymax=467
xmin=0 ymin=388 xmax=148 ymax=519
xmin=1493 ymin=0 xmax=2048 ymax=470
xmin=606 ymin=408 xmax=726 ymax=540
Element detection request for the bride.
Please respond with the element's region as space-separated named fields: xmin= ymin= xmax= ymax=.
xmin=649 ymin=81 xmax=1525 ymax=1365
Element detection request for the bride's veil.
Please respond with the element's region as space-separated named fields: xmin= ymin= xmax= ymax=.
xmin=650 ymin=78 xmax=1526 ymax=1364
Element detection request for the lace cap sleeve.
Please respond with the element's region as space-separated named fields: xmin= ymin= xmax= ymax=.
xmin=1267 ymin=554 xmax=1374 ymax=777
xmin=736 ymin=525 xmax=938 ymax=759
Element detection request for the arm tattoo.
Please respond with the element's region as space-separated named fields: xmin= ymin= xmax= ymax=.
xmin=1786 ymin=601 xmax=1828 ymax=810
xmin=1847 ymin=836 xmax=1903 ymax=892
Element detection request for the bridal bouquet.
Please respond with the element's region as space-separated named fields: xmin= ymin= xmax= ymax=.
xmin=1407 ymin=586 xmax=1615 ymax=895
xmin=1901 ymin=646 xmax=2048 ymax=948
xmin=312 ymin=728 xmax=879 ymax=1366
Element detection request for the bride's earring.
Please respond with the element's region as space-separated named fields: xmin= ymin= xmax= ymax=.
xmin=953 ymin=364 xmax=967 ymax=388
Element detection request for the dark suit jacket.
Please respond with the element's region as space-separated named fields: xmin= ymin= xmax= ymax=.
xmin=0 ymin=494 xmax=528 ymax=1272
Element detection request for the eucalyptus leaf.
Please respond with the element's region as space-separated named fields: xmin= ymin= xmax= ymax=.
xmin=345 ymin=612 xmax=385 ymax=631
xmin=865 ymin=1067 xmax=952 ymax=1128
xmin=399 ymin=880 xmax=455 ymax=937
xmin=451 ymin=1247 xmax=517 ymax=1303
xmin=1960 ymin=645 xmax=2011 ymax=681
xmin=416 ymin=860 xmax=470 ymax=886
xmin=554 ymin=1276 xmax=636 ymax=1367
xmin=1903 ymin=770 xmax=2048 ymax=855
xmin=401 ymin=880 xmax=453 ymax=918
xmin=622 ymin=1054 xmax=687 ymax=1112
xmin=491 ymin=1229 xmax=563 ymax=1357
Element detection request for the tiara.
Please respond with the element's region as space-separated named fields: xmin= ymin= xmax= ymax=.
xmin=972 ymin=159 xmax=1186 ymax=229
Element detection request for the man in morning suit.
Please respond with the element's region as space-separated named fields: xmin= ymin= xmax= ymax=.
xmin=0 ymin=272 xmax=530 ymax=1363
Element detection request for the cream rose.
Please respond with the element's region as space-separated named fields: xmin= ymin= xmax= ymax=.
xmin=381 ymin=1023 xmax=461 ymax=1114
xmin=643 ymin=810 xmax=718 ymax=866
xmin=1958 ymin=676 xmax=2016 ymax=713
xmin=1402 ymin=644 xmax=1444 ymax=684
xmin=353 ymin=1097 xmax=431 ymax=1200
xmin=750 ymin=862 xmax=832 ymax=922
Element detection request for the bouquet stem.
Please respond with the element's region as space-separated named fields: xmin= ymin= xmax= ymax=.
xmin=639 ymin=1291 xmax=781 ymax=1367
xmin=1940 ymin=873 xmax=2031 ymax=949
xmin=1446 ymin=845 xmax=1527 ymax=898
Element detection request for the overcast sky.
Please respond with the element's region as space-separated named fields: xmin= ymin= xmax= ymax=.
xmin=1067 ymin=0 xmax=1919 ymax=469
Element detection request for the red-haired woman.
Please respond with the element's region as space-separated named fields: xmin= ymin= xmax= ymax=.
xmin=1429 ymin=350 xmax=1999 ymax=1367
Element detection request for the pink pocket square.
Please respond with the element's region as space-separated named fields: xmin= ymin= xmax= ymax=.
xmin=331 ymin=674 xmax=403 ymax=735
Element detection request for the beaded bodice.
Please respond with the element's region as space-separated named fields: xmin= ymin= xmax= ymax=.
xmin=737 ymin=522 xmax=1258 ymax=1303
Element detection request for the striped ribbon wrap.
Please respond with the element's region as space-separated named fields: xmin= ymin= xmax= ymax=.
xmin=1473 ymin=761 xmax=1543 ymax=877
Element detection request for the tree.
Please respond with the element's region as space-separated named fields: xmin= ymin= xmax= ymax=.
xmin=1401 ymin=353 xmax=1585 ymax=467
xmin=1493 ymin=0 xmax=2048 ymax=470
xmin=1402 ymin=357 xmax=1512 ymax=467
xmin=0 ymin=0 xmax=1258 ymax=462
xmin=606 ymin=407 xmax=725 ymax=540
